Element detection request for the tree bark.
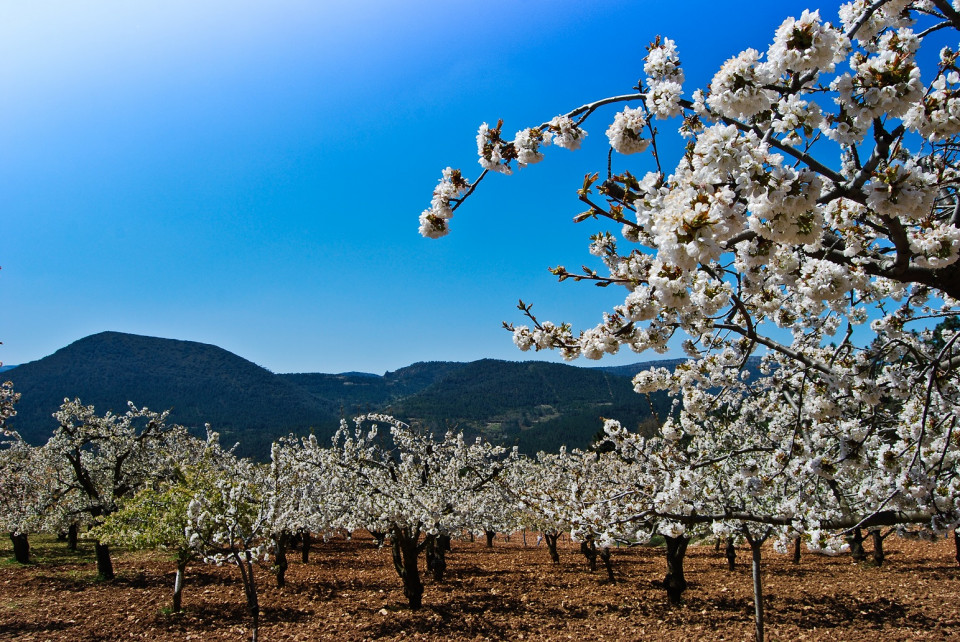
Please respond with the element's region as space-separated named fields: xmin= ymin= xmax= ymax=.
xmin=871 ymin=529 xmax=886 ymax=567
xmin=746 ymin=533 xmax=768 ymax=642
xmin=390 ymin=527 xmax=424 ymax=610
xmin=544 ymin=531 xmax=560 ymax=564
xmin=273 ymin=532 xmax=289 ymax=588
xmin=580 ymin=540 xmax=598 ymax=571
xmin=234 ymin=550 xmax=260 ymax=642
xmin=424 ymin=534 xmax=447 ymax=582
xmin=955 ymin=530 xmax=960 ymax=567
xmin=485 ymin=530 xmax=496 ymax=548
xmin=10 ymin=533 xmax=30 ymax=564
xmin=67 ymin=523 xmax=78 ymax=552
xmin=599 ymin=547 xmax=615 ymax=583
xmin=296 ymin=529 xmax=310 ymax=563
xmin=847 ymin=527 xmax=867 ymax=562
xmin=663 ymin=535 xmax=689 ymax=605
xmin=725 ymin=537 xmax=736 ymax=571
xmin=172 ymin=554 xmax=189 ymax=612
xmin=792 ymin=536 xmax=802 ymax=564
xmin=95 ymin=542 xmax=114 ymax=580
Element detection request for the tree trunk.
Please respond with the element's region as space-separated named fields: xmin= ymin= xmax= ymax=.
xmin=599 ymin=547 xmax=615 ymax=583
xmin=424 ymin=534 xmax=447 ymax=582
xmin=725 ymin=537 xmax=736 ymax=571
xmin=663 ymin=535 xmax=689 ymax=605
xmin=955 ymin=530 xmax=960 ymax=567
xmin=95 ymin=542 xmax=114 ymax=580
xmin=237 ymin=551 xmax=260 ymax=642
xmin=871 ymin=529 xmax=885 ymax=567
xmin=580 ymin=540 xmax=598 ymax=571
xmin=544 ymin=531 xmax=560 ymax=564
xmin=484 ymin=530 xmax=496 ymax=548
xmin=300 ymin=529 xmax=310 ymax=564
xmin=792 ymin=536 xmax=802 ymax=564
xmin=273 ymin=532 xmax=289 ymax=588
xmin=10 ymin=533 xmax=30 ymax=564
xmin=172 ymin=554 xmax=189 ymax=612
xmin=847 ymin=527 xmax=867 ymax=562
xmin=747 ymin=534 xmax=767 ymax=642
xmin=67 ymin=523 xmax=78 ymax=552
xmin=390 ymin=528 xmax=424 ymax=610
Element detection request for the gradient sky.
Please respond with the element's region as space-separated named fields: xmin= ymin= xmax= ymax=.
xmin=2 ymin=0 xmax=846 ymax=374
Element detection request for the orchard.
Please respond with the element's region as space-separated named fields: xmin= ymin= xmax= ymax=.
xmin=3 ymin=1 xmax=960 ymax=640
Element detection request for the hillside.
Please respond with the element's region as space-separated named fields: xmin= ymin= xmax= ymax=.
xmin=5 ymin=331 xmax=341 ymax=457
xmin=385 ymin=359 xmax=671 ymax=453
xmin=4 ymin=331 xmax=682 ymax=458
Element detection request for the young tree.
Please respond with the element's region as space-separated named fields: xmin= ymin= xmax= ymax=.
xmin=184 ymin=455 xmax=271 ymax=642
xmin=91 ymin=429 xmax=236 ymax=612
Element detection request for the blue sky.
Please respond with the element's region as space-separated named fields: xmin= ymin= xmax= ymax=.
xmin=2 ymin=0 xmax=845 ymax=374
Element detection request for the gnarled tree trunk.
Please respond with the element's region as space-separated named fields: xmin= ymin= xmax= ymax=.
xmin=544 ymin=531 xmax=560 ymax=564
xmin=390 ymin=527 xmax=424 ymax=610
xmin=67 ymin=523 xmax=79 ymax=552
xmin=847 ymin=527 xmax=867 ymax=562
xmin=663 ymin=535 xmax=689 ymax=605
xmin=95 ymin=542 xmax=114 ymax=580
xmin=424 ymin=534 xmax=447 ymax=582
xmin=10 ymin=533 xmax=30 ymax=564
xmin=273 ymin=531 xmax=290 ymax=588
xmin=484 ymin=530 xmax=496 ymax=548
xmin=725 ymin=537 xmax=736 ymax=571
xmin=599 ymin=547 xmax=615 ymax=583
xmin=580 ymin=539 xmax=598 ymax=571
xmin=300 ymin=529 xmax=311 ymax=563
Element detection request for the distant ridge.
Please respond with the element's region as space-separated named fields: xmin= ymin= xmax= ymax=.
xmin=6 ymin=332 xmax=695 ymax=458
xmin=6 ymin=331 xmax=340 ymax=457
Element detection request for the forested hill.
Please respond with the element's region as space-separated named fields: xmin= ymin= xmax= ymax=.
xmin=5 ymin=331 xmax=678 ymax=458
xmin=5 ymin=332 xmax=341 ymax=457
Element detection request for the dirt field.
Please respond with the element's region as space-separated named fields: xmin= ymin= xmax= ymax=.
xmin=1 ymin=531 xmax=958 ymax=641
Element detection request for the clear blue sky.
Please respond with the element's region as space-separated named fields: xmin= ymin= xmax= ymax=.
xmin=2 ymin=0 xmax=845 ymax=374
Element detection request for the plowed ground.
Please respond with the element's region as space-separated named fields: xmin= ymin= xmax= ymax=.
xmin=1 ymin=531 xmax=958 ymax=640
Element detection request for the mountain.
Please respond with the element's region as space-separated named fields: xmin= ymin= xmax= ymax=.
xmin=5 ymin=332 xmax=341 ymax=457
xmin=279 ymin=361 xmax=466 ymax=415
xmin=0 ymin=365 xmax=16 ymax=374
xmin=385 ymin=359 xmax=671 ymax=453
xmin=5 ymin=331 xmax=686 ymax=458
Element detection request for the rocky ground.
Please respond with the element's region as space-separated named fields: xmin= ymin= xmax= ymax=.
xmin=1 ymin=530 xmax=958 ymax=640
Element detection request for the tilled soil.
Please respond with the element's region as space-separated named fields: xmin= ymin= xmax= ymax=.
xmin=1 ymin=531 xmax=958 ymax=640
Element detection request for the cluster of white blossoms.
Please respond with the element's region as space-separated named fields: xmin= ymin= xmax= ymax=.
xmin=903 ymin=54 xmax=960 ymax=139
xmin=420 ymin=0 xmax=960 ymax=552
xmin=605 ymin=107 xmax=650 ymax=155
xmin=766 ymin=9 xmax=847 ymax=74
xmin=643 ymin=37 xmax=684 ymax=119
xmin=418 ymin=167 xmax=470 ymax=239
xmin=546 ymin=115 xmax=587 ymax=150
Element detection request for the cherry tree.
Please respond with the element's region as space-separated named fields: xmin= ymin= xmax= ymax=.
xmin=422 ymin=0 xmax=960 ymax=534
xmin=184 ymin=455 xmax=272 ymax=642
xmin=0 ymin=432 xmax=48 ymax=563
xmin=91 ymin=428 xmax=236 ymax=612
xmin=47 ymin=399 xmax=191 ymax=579
xmin=422 ymin=2 xmax=959 ymax=637
xmin=324 ymin=414 xmax=515 ymax=609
